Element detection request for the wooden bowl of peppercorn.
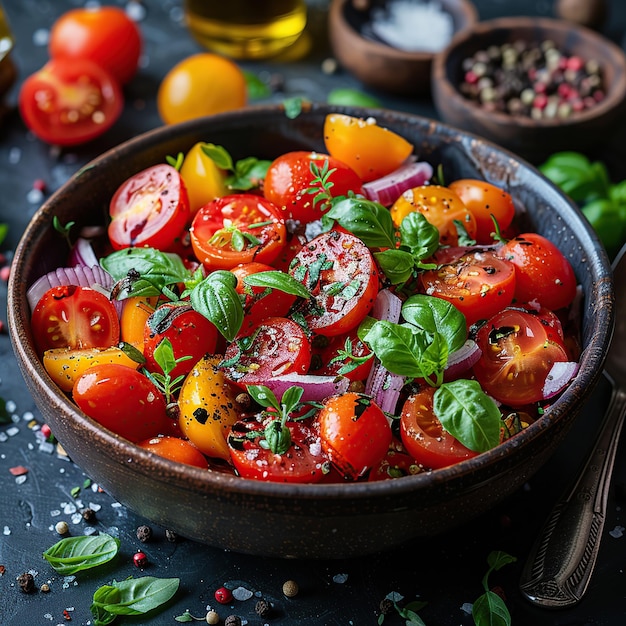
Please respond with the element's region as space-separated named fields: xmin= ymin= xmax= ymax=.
xmin=431 ymin=16 xmax=626 ymax=162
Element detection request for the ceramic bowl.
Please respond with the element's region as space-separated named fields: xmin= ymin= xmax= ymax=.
xmin=431 ymin=16 xmax=626 ymax=162
xmin=328 ymin=0 xmax=478 ymax=95
xmin=7 ymin=103 xmax=614 ymax=559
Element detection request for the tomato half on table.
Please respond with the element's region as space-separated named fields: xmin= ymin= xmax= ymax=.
xmin=108 ymin=163 xmax=190 ymax=251
xmin=18 ymin=58 xmax=123 ymax=146
xmin=31 ymin=285 xmax=120 ymax=356
xmin=190 ymin=194 xmax=286 ymax=270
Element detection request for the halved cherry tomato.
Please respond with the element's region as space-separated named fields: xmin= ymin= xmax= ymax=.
xmin=31 ymin=285 xmax=120 ymax=356
xmin=190 ymin=193 xmax=286 ymax=270
xmin=180 ymin=142 xmax=228 ymax=215
xmin=138 ymin=435 xmax=209 ymax=469
xmin=419 ymin=249 xmax=516 ymax=327
xmin=499 ymin=233 xmax=577 ymax=311
xmin=18 ymin=58 xmax=123 ymax=146
xmin=120 ymin=295 xmax=159 ymax=351
xmin=108 ymin=164 xmax=190 ymax=251
xmin=73 ymin=363 xmax=170 ymax=443
xmin=472 ymin=307 xmax=571 ymax=406
xmin=317 ymin=392 xmax=392 ymax=480
xmin=390 ymin=185 xmax=477 ymax=246
xmin=288 ymin=229 xmax=379 ymax=336
xmin=264 ymin=151 xmax=364 ymax=223
xmin=323 ymin=113 xmax=413 ymax=182
xmin=400 ymin=386 xmax=478 ymax=470
xmin=448 ymin=179 xmax=516 ymax=244
xmin=310 ymin=329 xmax=373 ymax=382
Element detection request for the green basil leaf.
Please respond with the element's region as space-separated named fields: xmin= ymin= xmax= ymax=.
xmin=247 ymin=385 xmax=281 ymax=412
xmin=487 ymin=550 xmax=517 ymax=571
xmin=243 ymin=70 xmax=271 ymax=100
xmin=472 ymin=590 xmax=512 ymax=626
xmin=243 ymin=270 xmax=311 ymax=299
xmin=43 ymin=533 xmax=120 ymax=575
xmin=433 ymin=380 xmax=502 ymax=452
xmin=283 ymin=96 xmax=304 ymax=119
xmin=228 ymin=156 xmax=272 ymax=191
xmin=281 ymin=385 xmax=304 ymax=414
xmin=399 ymin=211 xmax=439 ymax=261
xmin=374 ymin=249 xmax=414 ymax=284
xmin=190 ymin=270 xmax=243 ymax=342
xmin=418 ymin=331 xmax=449 ymax=386
xmin=90 ymin=602 xmax=117 ymax=626
xmin=199 ymin=143 xmax=234 ymax=170
xmin=95 ymin=576 xmax=180 ymax=616
xmin=327 ymin=88 xmax=382 ymax=107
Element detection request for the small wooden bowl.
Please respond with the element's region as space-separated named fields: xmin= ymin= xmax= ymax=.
xmin=432 ymin=16 xmax=626 ymax=161
xmin=328 ymin=0 xmax=478 ymax=95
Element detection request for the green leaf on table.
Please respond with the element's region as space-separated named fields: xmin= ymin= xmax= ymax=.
xmin=43 ymin=533 xmax=120 ymax=575
xmin=92 ymin=576 xmax=180 ymax=616
xmin=472 ymin=590 xmax=511 ymax=626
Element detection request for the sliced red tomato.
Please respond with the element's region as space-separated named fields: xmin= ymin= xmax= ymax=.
xmin=400 ymin=386 xmax=478 ymax=470
xmin=310 ymin=329 xmax=373 ymax=382
xmin=499 ymin=233 xmax=577 ymax=311
xmin=190 ymin=193 xmax=286 ymax=270
xmin=288 ymin=229 xmax=379 ymax=336
xmin=18 ymin=57 xmax=123 ymax=146
xmin=108 ymin=163 xmax=190 ymax=251
xmin=138 ymin=435 xmax=209 ymax=469
xmin=221 ymin=316 xmax=311 ymax=387
xmin=419 ymin=249 xmax=516 ymax=327
xmin=31 ymin=285 xmax=120 ymax=356
xmin=264 ymin=151 xmax=364 ymax=223
xmin=472 ymin=307 xmax=571 ymax=406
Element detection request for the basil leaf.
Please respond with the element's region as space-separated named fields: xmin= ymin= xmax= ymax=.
xmin=200 ymin=143 xmax=234 ymax=170
xmin=190 ymin=270 xmax=243 ymax=342
xmin=433 ymin=380 xmax=502 ymax=453
xmin=399 ymin=211 xmax=439 ymax=261
xmin=472 ymin=590 xmax=512 ymax=626
xmin=43 ymin=533 xmax=120 ymax=575
xmin=283 ymin=96 xmax=304 ymax=119
xmin=247 ymin=385 xmax=281 ymax=412
xmin=93 ymin=576 xmax=180 ymax=616
xmin=228 ymin=157 xmax=271 ymax=191
xmin=418 ymin=331 xmax=449 ymax=386
xmin=243 ymin=270 xmax=311 ymax=299
xmin=374 ymin=249 xmax=415 ymax=284
xmin=487 ymin=550 xmax=517 ymax=572
xmin=91 ymin=603 xmax=117 ymax=626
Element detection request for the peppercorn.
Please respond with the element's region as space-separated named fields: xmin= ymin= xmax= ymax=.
xmin=82 ymin=508 xmax=96 ymax=523
xmin=205 ymin=610 xmax=220 ymax=625
xmin=165 ymin=529 xmax=178 ymax=543
xmin=255 ymin=598 xmax=272 ymax=617
xmin=55 ymin=521 xmax=69 ymax=535
xmin=214 ymin=586 xmax=233 ymax=604
xmin=379 ymin=597 xmax=393 ymax=615
xmin=136 ymin=525 xmax=152 ymax=542
xmin=224 ymin=616 xmax=242 ymax=626
xmin=282 ymin=579 xmax=299 ymax=597
xmin=17 ymin=572 xmax=35 ymax=593
xmin=40 ymin=583 xmax=51 ymax=593
xmin=133 ymin=551 xmax=148 ymax=568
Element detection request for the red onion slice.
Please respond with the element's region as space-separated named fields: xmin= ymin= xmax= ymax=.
xmin=371 ymin=288 xmax=402 ymax=323
xmin=261 ymin=373 xmax=350 ymax=403
xmin=68 ymin=237 xmax=100 ymax=268
xmin=365 ymin=363 xmax=405 ymax=414
xmin=542 ymin=361 xmax=580 ymax=400
xmin=363 ymin=160 xmax=434 ymax=207
xmin=444 ymin=339 xmax=482 ymax=381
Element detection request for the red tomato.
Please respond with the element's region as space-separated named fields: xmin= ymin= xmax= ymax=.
xmin=472 ymin=307 xmax=570 ymax=406
xmin=227 ymin=417 xmax=327 ymax=483
xmin=31 ymin=285 xmax=120 ymax=356
xmin=448 ymin=179 xmax=516 ymax=244
xmin=73 ymin=364 xmax=170 ymax=443
xmin=368 ymin=446 xmax=421 ymax=481
xmin=190 ymin=194 xmax=286 ymax=270
xmin=400 ymin=387 xmax=478 ymax=470
xmin=108 ymin=164 xmax=190 ymax=251
xmin=221 ymin=317 xmax=311 ymax=387
xmin=143 ymin=302 xmax=219 ymax=381
xmin=499 ymin=233 xmax=577 ymax=311
xmin=264 ymin=151 xmax=364 ymax=223
xmin=288 ymin=229 xmax=379 ymax=336
xmin=48 ymin=6 xmax=142 ymax=85
xmin=310 ymin=329 xmax=373 ymax=382
xmin=317 ymin=392 xmax=392 ymax=480
xmin=18 ymin=58 xmax=123 ymax=146
xmin=138 ymin=435 xmax=209 ymax=469
xmin=419 ymin=249 xmax=516 ymax=327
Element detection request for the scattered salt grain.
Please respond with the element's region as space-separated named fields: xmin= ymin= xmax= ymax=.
xmin=32 ymin=28 xmax=49 ymax=47
xmin=8 ymin=147 xmax=21 ymax=164
xmin=84 ymin=526 xmax=97 ymax=536
xmin=0 ymin=432 xmax=8 ymax=443
xmin=609 ymin=525 xmax=625 ymax=539
xmin=27 ymin=188 xmax=44 ymax=204
xmin=332 ymin=573 xmax=349 ymax=584
xmin=3 ymin=526 xmax=11 ymax=535
xmin=38 ymin=441 xmax=55 ymax=454
xmin=71 ymin=513 xmax=83 ymax=525
xmin=22 ymin=411 xmax=34 ymax=422
xmin=15 ymin=475 xmax=27 ymax=485
xmin=88 ymin=502 xmax=102 ymax=512
xmin=6 ymin=400 xmax=16 ymax=413
xmin=6 ymin=426 xmax=19 ymax=437
xmin=125 ymin=1 xmax=146 ymax=21
xmin=232 ymin=586 xmax=254 ymax=601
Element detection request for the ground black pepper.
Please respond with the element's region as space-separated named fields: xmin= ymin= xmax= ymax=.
xmin=17 ymin=572 xmax=35 ymax=593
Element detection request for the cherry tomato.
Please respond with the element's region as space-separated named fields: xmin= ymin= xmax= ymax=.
xmin=180 ymin=142 xmax=228 ymax=214
xmin=323 ymin=113 xmax=413 ymax=182
xmin=368 ymin=446 xmax=421 ymax=481
xmin=499 ymin=233 xmax=577 ymax=311
xmin=419 ymin=249 xmax=516 ymax=327
xmin=390 ymin=185 xmax=477 ymax=246
xmin=18 ymin=58 xmax=123 ymax=146
xmin=120 ymin=296 xmax=159 ymax=351
xmin=472 ymin=307 xmax=571 ymax=406
xmin=108 ymin=164 xmax=191 ymax=251
xmin=227 ymin=416 xmax=327 ymax=483
xmin=138 ymin=435 xmax=209 ymax=469
xmin=73 ymin=364 xmax=170 ymax=443
xmin=190 ymin=194 xmax=287 ymax=271
xmin=143 ymin=302 xmax=219 ymax=381
xmin=317 ymin=392 xmax=392 ymax=480
xmin=448 ymin=179 xmax=516 ymax=244
xmin=31 ymin=285 xmax=120 ymax=356
xmin=288 ymin=229 xmax=379 ymax=336
xmin=264 ymin=151 xmax=364 ymax=223
xmin=400 ymin=387 xmax=478 ymax=470
xmin=222 ymin=316 xmax=311 ymax=387
xmin=48 ymin=6 xmax=142 ymax=85
xmin=310 ymin=329 xmax=373 ymax=382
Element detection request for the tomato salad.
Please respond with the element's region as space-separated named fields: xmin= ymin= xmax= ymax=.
xmin=27 ymin=113 xmax=581 ymax=482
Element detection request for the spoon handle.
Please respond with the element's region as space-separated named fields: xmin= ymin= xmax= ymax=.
xmin=519 ymin=384 xmax=626 ymax=608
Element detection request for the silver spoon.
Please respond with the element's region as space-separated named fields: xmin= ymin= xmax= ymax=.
xmin=519 ymin=245 xmax=625 ymax=608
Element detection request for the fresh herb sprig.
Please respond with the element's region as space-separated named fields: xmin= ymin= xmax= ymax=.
xmin=43 ymin=533 xmax=120 ymax=575
xmin=142 ymin=337 xmax=190 ymax=403
xmin=472 ymin=551 xmax=517 ymax=626
xmin=200 ymin=143 xmax=271 ymax=192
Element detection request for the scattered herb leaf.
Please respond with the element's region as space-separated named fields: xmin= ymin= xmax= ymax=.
xmin=43 ymin=533 xmax=120 ymax=575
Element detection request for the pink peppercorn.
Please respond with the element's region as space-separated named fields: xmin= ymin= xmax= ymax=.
xmin=133 ymin=551 xmax=148 ymax=568
xmin=215 ymin=586 xmax=233 ymax=604
xmin=0 ymin=265 xmax=10 ymax=282
xmin=40 ymin=424 xmax=53 ymax=440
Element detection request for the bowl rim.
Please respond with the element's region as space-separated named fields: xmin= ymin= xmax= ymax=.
xmin=432 ymin=15 xmax=626 ymax=127
xmin=7 ymin=102 xmax=615 ymax=502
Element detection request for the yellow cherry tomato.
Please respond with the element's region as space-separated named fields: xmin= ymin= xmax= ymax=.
xmin=180 ymin=142 xmax=229 ymax=214
xmin=157 ymin=53 xmax=247 ymax=125
xmin=120 ymin=295 xmax=158 ymax=352
xmin=323 ymin=113 xmax=413 ymax=182
xmin=178 ymin=355 xmax=241 ymax=461
xmin=43 ymin=346 xmax=140 ymax=392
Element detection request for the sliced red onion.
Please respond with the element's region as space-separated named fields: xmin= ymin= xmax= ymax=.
xmin=365 ymin=363 xmax=405 ymax=414
xmin=444 ymin=339 xmax=482 ymax=381
xmin=363 ymin=160 xmax=434 ymax=206
xmin=371 ymin=288 xmax=402 ymax=323
xmin=261 ymin=373 xmax=350 ymax=403
xmin=542 ymin=361 xmax=580 ymax=400
xmin=68 ymin=237 xmax=100 ymax=268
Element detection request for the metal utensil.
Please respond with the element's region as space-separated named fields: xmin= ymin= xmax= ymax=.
xmin=519 ymin=245 xmax=625 ymax=608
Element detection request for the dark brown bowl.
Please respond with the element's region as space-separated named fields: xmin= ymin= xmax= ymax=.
xmin=7 ymin=103 xmax=614 ymax=559
xmin=432 ymin=16 xmax=626 ymax=161
xmin=328 ymin=0 xmax=478 ymax=95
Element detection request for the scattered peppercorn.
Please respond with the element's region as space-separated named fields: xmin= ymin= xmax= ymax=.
xmin=224 ymin=615 xmax=242 ymax=626
xmin=214 ymin=586 xmax=233 ymax=604
xmin=235 ymin=392 xmax=251 ymax=409
xmin=40 ymin=583 xmax=51 ymax=593
xmin=17 ymin=572 xmax=35 ymax=593
xmin=282 ymin=579 xmax=299 ymax=597
xmin=133 ymin=551 xmax=148 ymax=568
xmin=379 ymin=597 xmax=394 ymax=615
xmin=40 ymin=423 xmax=53 ymax=441
xmin=81 ymin=508 xmax=96 ymax=523
xmin=54 ymin=521 xmax=69 ymax=535
xmin=205 ymin=610 xmax=220 ymax=625
xmin=254 ymin=598 xmax=272 ymax=617
xmin=165 ymin=529 xmax=178 ymax=543
xmin=136 ymin=524 xmax=152 ymax=542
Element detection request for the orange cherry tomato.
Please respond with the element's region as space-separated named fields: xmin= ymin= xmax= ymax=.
xmin=120 ymin=296 xmax=159 ymax=351
xmin=138 ymin=436 xmax=209 ymax=469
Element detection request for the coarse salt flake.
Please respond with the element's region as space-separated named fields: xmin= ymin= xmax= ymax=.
xmin=333 ymin=573 xmax=349 ymax=584
xmin=3 ymin=526 xmax=11 ymax=535
xmin=232 ymin=586 xmax=254 ymax=601
xmin=609 ymin=525 xmax=625 ymax=539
